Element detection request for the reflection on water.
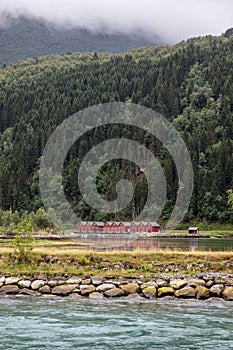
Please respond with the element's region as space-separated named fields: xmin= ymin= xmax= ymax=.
xmin=188 ymin=237 xmax=199 ymax=250
xmin=71 ymin=234 xmax=233 ymax=251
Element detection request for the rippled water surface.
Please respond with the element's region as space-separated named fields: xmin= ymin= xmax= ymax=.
xmin=0 ymin=297 xmax=232 ymax=350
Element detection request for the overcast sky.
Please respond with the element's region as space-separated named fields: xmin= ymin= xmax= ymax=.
xmin=0 ymin=0 xmax=232 ymax=43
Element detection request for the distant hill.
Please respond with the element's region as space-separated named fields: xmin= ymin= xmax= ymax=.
xmin=0 ymin=14 xmax=161 ymax=66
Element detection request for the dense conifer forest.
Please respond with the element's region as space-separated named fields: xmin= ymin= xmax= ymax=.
xmin=0 ymin=32 xmax=233 ymax=227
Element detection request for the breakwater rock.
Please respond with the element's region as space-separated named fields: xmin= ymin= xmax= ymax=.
xmin=0 ymin=273 xmax=232 ymax=300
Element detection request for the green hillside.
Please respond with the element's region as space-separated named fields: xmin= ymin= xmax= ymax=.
xmin=0 ymin=33 xmax=233 ymax=225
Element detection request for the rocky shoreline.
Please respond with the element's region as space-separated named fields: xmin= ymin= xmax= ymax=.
xmin=0 ymin=273 xmax=232 ymax=301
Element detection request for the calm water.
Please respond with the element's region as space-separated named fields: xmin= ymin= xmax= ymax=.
xmin=72 ymin=235 xmax=233 ymax=251
xmin=0 ymin=297 xmax=232 ymax=350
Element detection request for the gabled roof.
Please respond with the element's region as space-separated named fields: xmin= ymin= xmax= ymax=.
xmin=94 ymin=222 xmax=105 ymax=227
xmin=79 ymin=221 xmax=87 ymax=225
xmin=121 ymin=222 xmax=131 ymax=227
xmin=148 ymin=222 xmax=160 ymax=227
xmin=131 ymin=221 xmax=160 ymax=227
xmin=78 ymin=220 xmax=160 ymax=227
xmin=113 ymin=222 xmax=123 ymax=226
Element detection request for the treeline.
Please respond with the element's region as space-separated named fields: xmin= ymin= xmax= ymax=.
xmin=0 ymin=208 xmax=53 ymax=235
xmin=0 ymin=34 xmax=233 ymax=225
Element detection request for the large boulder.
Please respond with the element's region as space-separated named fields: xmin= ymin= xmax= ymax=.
xmin=209 ymin=284 xmax=224 ymax=297
xmin=106 ymin=279 xmax=121 ymax=287
xmin=48 ymin=279 xmax=66 ymax=287
xmin=174 ymin=287 xmax=196 ymax=298
xmin=66 ymin=277 xmax=82 ymax=285
xmin=156 ymin=279 xmax=168 ymax=287
xmin=0 ymin=285 xmax=19 ymax=294
xmin=5 ymin=277 xmax=20 ymax=285
xmin=169 ymin=279 xmax=187 ymax=289
xmin=120 ymin=283 xmax=140 ymax=294
xmin=96 ymin=284 xmax=115 ymax=292
xmin=52 ymin=284 xmax=78 ymax=296
xmin=223 ymin=287 xmax=233 ymax=301
xmin=142 ymin=286 xmax=157 ymax=299
xmin=104 ymin=288 xmax=125 ymax=297
xmin=18 ymin=280 xmax=31 ymax=289
xmin=79 ymin=284 xmax=96 ymax=295
xmin=39 ymin=285 xmax=51 ymax=294
xmin=196 ymin=286 xmax=210 ymax=300
xmin=206 ymin=280 xmax=214 ymax=288
xmin=20 ymin=288 xmax=41 ymax=296
xmin=188 ymin=279 xmax=205 ymax=287
xmin=31 ymin=280 xmax=45 ymax=290
xmin=141 ymin=281 xmax=158 ymax=289
xmin=92 ymin=277 xmax=105 ymax=286
xmin=158 ymin=287 xmax=174 ymax=297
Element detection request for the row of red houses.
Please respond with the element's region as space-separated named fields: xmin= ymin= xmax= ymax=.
xmin=77 ymin=221 xmax=160 ymax=234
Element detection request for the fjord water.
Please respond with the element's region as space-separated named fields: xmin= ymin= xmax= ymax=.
xmin=0 ymin=298 xmax=232 ymax=350
xmin=72 ymin=235 xmax=233 ymax=251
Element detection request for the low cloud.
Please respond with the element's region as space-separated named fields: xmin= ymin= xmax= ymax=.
xmin=0 ymin=0 xmax=232 ymax=43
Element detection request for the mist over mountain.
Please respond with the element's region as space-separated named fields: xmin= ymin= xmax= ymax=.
xmin=0 ymin=14 xmax=161 ymax=66
xmin=0 ymin=0 xmax=232 ymax=43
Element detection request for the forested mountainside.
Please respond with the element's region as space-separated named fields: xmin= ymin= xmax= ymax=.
xmin=0 ymin=33 xmax=233 ymax=224
xmin=0 ymin=15 xmax=158 ymax=67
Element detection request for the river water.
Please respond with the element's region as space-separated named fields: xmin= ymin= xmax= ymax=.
xmin=0 ymin=297 xmax=232 ymax=350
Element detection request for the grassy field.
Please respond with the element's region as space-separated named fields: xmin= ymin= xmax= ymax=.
xmin=0 ymin=233 xmax=232 ymax=277
xmin=0 ymin=236 xmax=232 ymax=276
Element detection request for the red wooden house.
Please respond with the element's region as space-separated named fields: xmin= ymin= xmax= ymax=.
xmin=150 ymin=222 xmax=160 ymax=233
xmin=120 ymin=222 xmax=131 ymax=233
xmin=77 ymin=221 xmax=87 ymax=232
xmin=103 ymin=222 xmax=112 ymax=233
xmin=127 ymin=222 xmax=160 ymax=233
xmin=92 ymin=222 xmax=105 ymax=233
xmin=77 ymin=222 xmax=94 ymax=233
xmin=77 ymin=221 xmax=160 ymax=233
